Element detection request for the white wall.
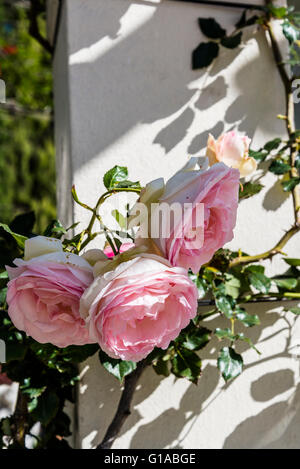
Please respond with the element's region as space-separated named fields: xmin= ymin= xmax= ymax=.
xmin=53 ymin=0 xmax=300 ymax=449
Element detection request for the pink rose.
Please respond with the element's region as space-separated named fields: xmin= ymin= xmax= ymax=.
xmin=135 ymin=158 xmax=239 ymax=274
xmin=206 ymin=131 xmax=256 ymax=177
xmin=80 ymin=253 xmax=198 ymax=362
xmin=103 ymin=242 xmax=134 ymax=258
xmin=6 ymin=236 xmax=94 ymax=348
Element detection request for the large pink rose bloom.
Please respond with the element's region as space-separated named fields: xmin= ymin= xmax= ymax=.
xmin=80 ymin=253 xmax=198 ymax=362
xmin=135 ymin=158 xmax=240 ymax=274
xmin=6 ymin=236 xmax=94 ymax=348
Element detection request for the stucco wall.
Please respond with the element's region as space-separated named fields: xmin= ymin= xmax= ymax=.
xmin=53 ymin=0 xmax=300 ymax=448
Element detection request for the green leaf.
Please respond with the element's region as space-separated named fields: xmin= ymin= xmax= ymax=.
xmin=43 ymin=220 xmax=66 ymax=238
xmin=114 ymin=180 xmax=141 ymax=189
xmin=99 ymin=350 xmax=136 ymax=382
xmin=235 ymin=12 xmax=258 ymax=28
xmin=268 ymin=4 xmax=287 ymax=19
xmin=269 ymin=159 xmax=292 ymax=175
xmin=181 ymin=327 xmax=211 ymax=351
xmin=221 ymin=32 xmax=242 ymax=49
xmin=189 ymin=273 xmax=208 ymax=299
xmin=273 ymin=277 xmax=298 ymax=290
xmin=244 ymin=265 xmax=265 ymax=274
xmin=239 ymin=181 xmax=264 ymax=200
xmin=31 ymin=391 xmax=60 ymax=425
xmin=111 ymin=209 xmax=127 ymax=230
xmin=153 ymin=357 xmax=170 ymax=377
xmin=282 ymin=20 xmax=300 ymax=44
xmin=198 ymin=17 xmax=226 ymax=39
xmin=217 ymin=347 xmax=243 ymax=382
xmin=103 ymin=166 xmax=128 ymax=190
xmin=0 ymin=223 xmax=27 ymax=249
xmin=215 ymin=328 xmax=236 ymax=341
xmin=264 ymin=138 xmax=282 ymax=152
xmin=249 ymin=149 xmax=268 ymax=162
xmin=248 ymin=271 xmax=271 ymax=294
xmin=283 ymin=258 xmax=300 ymax=267
xmin=224 ymin=274 xmax=241 ymax=299
xmin=215 ymin=295 xmax=234 ymax=318
xmin=5 ymin=342 xmax=27 ymax=362
xmin=295 ymin=154 xmax=300 ymax=170
xmin=171 ymin=349 xmax=202 ymax=384
xmin=281 ymin=177 xmax=300 ymax=192
xmin=236 ymin=308 xmax=260 ymax=327
xmin=192 ymin=42 xmax=219 ymax=69
xmin=62 ymin=344 xmax=99 ymax=363
xmin=289 ymin=307 xmax=300 ymax=315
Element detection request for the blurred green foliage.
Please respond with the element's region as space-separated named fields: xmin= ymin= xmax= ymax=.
xmin=0 ymin=1 xmax=56 ymax=232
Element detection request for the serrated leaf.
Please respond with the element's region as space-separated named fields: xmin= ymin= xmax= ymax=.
xmin=103 ymin=166 xmax=128 ymax=190
xmin=217 ymin=347 xmax=243 ymax=382
xmin=221 ymin=32 xmax=242 ymax=49
xmin=0 ymin=223 xmax=27 ymax=249
xmin=198 ymin=17 xmax=226 ymax=39
xmin=192 ymin=42 xmax=219 ymax=69
xmin=171 ymin=349 xmax=202 ymax=384
xmin=99 ymin=350 xmax=136 ymax=382
xmin=269 ymin=159 xmax=291 ymax=175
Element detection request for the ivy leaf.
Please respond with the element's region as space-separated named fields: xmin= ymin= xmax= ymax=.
xmin=99 ymin=350 xmax=136 ymax=382
xmin=235 ymin=307 xmax=260 ymax=327
xmin=181 ymin=327 xmax=211 ymax=351
xmin=269 ymin=159 xmax=292 ymax=175
xmin=281 ymin=177 xmax=300 ymax=192
xmin=239 ymin=181 xmax=264 ymax=200
xmin=264 ymin=138 xmax=282 ymax=152
xmin=0 ymin=223 xmax=27 ymax=249
xmin=171 ymin=349 xmax=202 ymax=384
xmin=215 ymin=295 xmax=234 ymax=318
xmin=198 ymin=18 xmax=226 ymax=39
xmin=273 ymin=277 xmax=298 ymax=290
xmin=31 ymin=391 xmax=60 ymax=425
xmin=221 ymin=32 xmax=242 ymax=49
xmin=282 ymin=20 xmax=300 ymax=44
xmin=192 ymin=42 xmax=219 ymax=69
xmin=217 ymin=347 xmax=243 ymax=382
xmin=103 ymin=166 xmax=128 ymax=190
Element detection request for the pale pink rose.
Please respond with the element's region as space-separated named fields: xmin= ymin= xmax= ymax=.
xmin=80 ymin=253 xmax=198 ymax=362
xmin=103 ymin=242 xmax=134 ymax=258
xmin=135 ymin=158 xmax=240 ymax=274
xmin=206 ymin=131 xmax=256 ymax=177
xmin=6 ymin=236 xmax=94 ymax=348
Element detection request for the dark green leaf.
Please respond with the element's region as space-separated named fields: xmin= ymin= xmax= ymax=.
xmin=10 ymin=212 xmax=35 ymax=237
xmin=171 ymin=349 xmax=202 ymax=384
xmin=248 ymin=271 xmax=271 ymax=294
xmin=189 ymin=273 xmax=208 ymax=298
xmin=239 ymin=181 xmax=264 ymax=200
xmin=192 ymin=42 xmax=219 ymax=69
xmin=103 ymin=166 xmax=128 ymax=190
xmin=217 ymin=346 xmax=243 ymax=382
xmin=235 ymin=11 xmax=258 ymax=28
xmin=198 ymin=17 xmax=226 ymax=39
xmin=221 ymin=32 xmax=242 ymax=49
xmin=31 ymin=391 xmax=60 ymax=425
xmin=264 ymin=138 xmax=281 ymax=152
xmin=215 ymin=328 xmax=236 ymax=341
xmin=283 ymin=258 xmax=300 ymax=267
xmin=236 ymin=308 xmax=260 ymax=327
xmin=0 ymin=287 xmax=7 ymax=304
xmin=249 ymin=149 xmax=268 ymax=162
xmin=43 ymin=220 xmax=66 ymax=238
xmin=281 ymin=177 xmax=300 ymax=192
xmin=0 ymin=223 xmax=27 ymax=249
xmin=269 ymin=159 xmax=292 ymax=175
xmin=114 ymin=180 xmax=141 ymax=189
xmin=62 ymin=344 xmax=99 ymax=363
xmin=99 ymin=350 xmax=136 ymax=382
xmin=153 ymin=357 xmax=170 ymax=377
xmin=181 ymin=327 xmax=211 ymax=351
xmin=215 ymin=295 xmax=234 ymax=318
xmin=295 ymin=154 xmax=300 ymax=170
